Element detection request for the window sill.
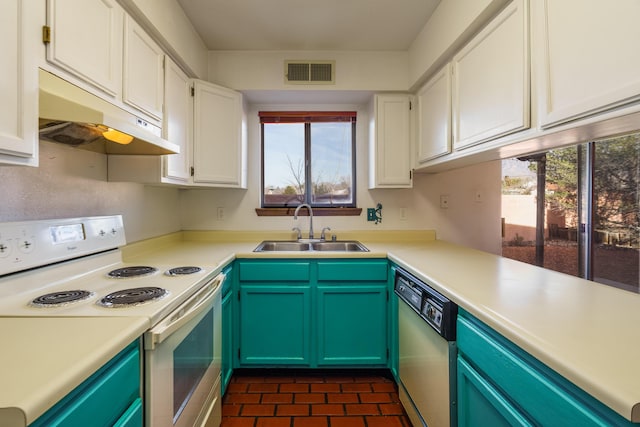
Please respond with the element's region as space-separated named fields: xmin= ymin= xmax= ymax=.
xmin=255 ymin=207 xmax=362 ymax=217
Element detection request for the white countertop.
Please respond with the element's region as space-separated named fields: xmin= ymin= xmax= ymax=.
xmin=384 ymin=240 xmax=640 ymax=423
xmin=3 ymin=230 xmax=638 ymax=424
xmin=123 ymin=232 xmax=640 ymax=422
xmin=0 ymin=317 xmax=149 ymax=427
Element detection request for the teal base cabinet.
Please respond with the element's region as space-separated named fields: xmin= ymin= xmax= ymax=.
xmin=221 ymin=264 xmax=234 ymax=394
xmin=31 ymin=340 xmax=142 ymax=427
xmin=457 ymin=310 xmax=636 ymax=427
xmin=236 ymin=259 xmax=389 ymax=368
xmin=238 ymin=260 xmax=312 ymax=366
xmin=240 ymin=285 xmax=311 ymax=365
xmin=317 ymin=260 xmax=388 ymax=366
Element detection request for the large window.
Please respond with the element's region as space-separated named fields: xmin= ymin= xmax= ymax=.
xmin=260 ymin=111 xmax=356 ymax=209
xmin=501 ymin=132 xmax=640 ymax=293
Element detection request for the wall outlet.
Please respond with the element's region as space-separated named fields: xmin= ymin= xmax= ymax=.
xmin=440 ymin=195 xmax=450 ymax=209
xmin=217 ymin=207 xmax=225 ymax=220
xmin=367 ymin=208 xmax=376 ymax=221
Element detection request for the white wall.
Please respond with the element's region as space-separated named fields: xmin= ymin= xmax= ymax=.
xmin=180 ymin=102 xmax=437 ymax=233
xmin=0 ymin=142 xmax=181 ymax=243
xmin=417 ymin=161 xmax=503 ymax=254
xmin=179 ymin=101 xmax=503 ymax=254
xmin=208 ymin=50 xmax=410 ymax=92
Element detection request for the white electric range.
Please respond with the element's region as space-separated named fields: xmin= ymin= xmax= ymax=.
xmin=0 ymin=216 xmax=223 ymax=427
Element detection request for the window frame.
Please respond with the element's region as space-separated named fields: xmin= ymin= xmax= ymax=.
xmin=258 ymin=111 xmax=358 ymax=213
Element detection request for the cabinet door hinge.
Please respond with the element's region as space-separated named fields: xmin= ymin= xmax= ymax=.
xmin=238 ymin=348 xmax=241 ymax=359
xmin=386 ymin=290 xmax=389 ymax=301
xmin=42 ymin=26 xmax=51 ymax=44
xmin=190 ymin=86 xmax=195 ymax=97
xmin=387 ymin=348 xmax=390 ymax=359
xmin=409 ymin=169 xmax=413 ymax=180
xmin=409 ymin=101 xmax=412 ymax=110
xmin=190 ymin=166 xmax=195 ymax=177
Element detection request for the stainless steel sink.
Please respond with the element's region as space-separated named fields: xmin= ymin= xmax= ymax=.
xmin=311 ymin=241 xmax=369 ymax=252
xmin=253 ymin=240 xmax=368 ymax=252
xmin=254 ymin=241 xmax=311 ymax=251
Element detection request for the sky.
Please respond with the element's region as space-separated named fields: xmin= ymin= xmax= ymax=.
xmin=263 ymin=122 xmax=352 ymax=191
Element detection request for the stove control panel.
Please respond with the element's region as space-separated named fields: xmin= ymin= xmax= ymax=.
xmin=0 ymin=216 xmax=125 ymax=276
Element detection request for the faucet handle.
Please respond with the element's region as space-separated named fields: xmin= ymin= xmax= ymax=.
xmin=321 ymin=227 xmax=331 ymax=241
xmin=292 ymin=227 xmax=302 ymax=240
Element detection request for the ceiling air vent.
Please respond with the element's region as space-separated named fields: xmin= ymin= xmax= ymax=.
xmin=285 ymin=61 xmax=335 ymax=84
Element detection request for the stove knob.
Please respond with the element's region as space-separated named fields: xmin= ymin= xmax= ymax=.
xmin=0 ymin=240 xmax=11 ymax=258
xmin=18 ymin=238 xmax=34 ymax=254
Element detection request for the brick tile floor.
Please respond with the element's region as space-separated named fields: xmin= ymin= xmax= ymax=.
xmin=222 ymin=369 xmax=413 ymax=427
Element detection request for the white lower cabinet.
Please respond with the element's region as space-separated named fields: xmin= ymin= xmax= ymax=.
xmin=0 ymin=0 xmax=38 ymax=166
xmin=416 ymin=64 xmax=452 ymax=164
xmin=368 ymin=94 xmax=413 ymax=188
xmin=452 ymin=0 xmax=529 ymax=150
xmin=536 ymin=0 xmax=640 ymax=128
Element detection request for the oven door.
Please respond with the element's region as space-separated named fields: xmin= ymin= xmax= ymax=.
xmin=144 ymin=273 xmax=224 ymax=427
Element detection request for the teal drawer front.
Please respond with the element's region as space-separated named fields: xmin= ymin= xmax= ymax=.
xmin=31 ymin=341 xmax=140 ymax=427
xmin=239 ymin=261 xmax=310 ymax=281
xmin=457 ymin=357 xmax=533 ymax=426
xmin=113 ymin=398 xmax=142 ymax=427
xmin=457 ymin=313 xmax=635 ymax=427
xmin=317 ymin=260 xmax=387 ymax=282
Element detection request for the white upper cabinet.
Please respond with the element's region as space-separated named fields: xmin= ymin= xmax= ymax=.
xmin=45 ymin=0 xmax=123 ymax=98
xmin=369 ymin=94 xmax=413 ymax=188
xmin=0 ymin=0 xmax=38 ymax=166
xmin=109 ymin=78 xmax=247 ymax=188
xmin=416 ymin=64 xmax=452 ymax=164
xmin=163 ymin=57 xmax=191 ymax=183
xmin=192 ymin=80 xmax=247 ymax=188
xmin=536 ymin=0 xmax=640 ymax=128
xmin=452 ymin=0 xmax=529 ymax=150
xmin=123 ymin=15 xmax=164 ymax=121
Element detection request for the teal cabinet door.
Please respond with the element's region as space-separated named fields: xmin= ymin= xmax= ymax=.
xmin=239 ymin=285 xmax=311 ymax=365
xmin=457 ymin=310 xmax=637 ymax=427
xmin=457 ymin=357 xmax=533 ymax=427
xmin=221 ymin=264 xmax=235 ymax=395
xmin=221 ymin=290 xmax=233 ymax=393
xmin=317 ymin=285 xmax=388 ymax=366
xmin=31 ymin=340 xmax=141 ymax=427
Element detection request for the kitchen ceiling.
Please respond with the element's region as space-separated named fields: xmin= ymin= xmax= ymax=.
xmin=176 ymin=0 xmax=441 ymax=51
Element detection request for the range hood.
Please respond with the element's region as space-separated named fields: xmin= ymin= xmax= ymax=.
xmin=38 ymin=69 xmax=179 ymax=155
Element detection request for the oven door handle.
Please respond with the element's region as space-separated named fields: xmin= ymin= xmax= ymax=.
xmin=145 ymin=273 xmax=225 ymax=350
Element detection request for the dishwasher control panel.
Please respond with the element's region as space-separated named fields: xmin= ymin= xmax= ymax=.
xmin=394 ymin=267 xmax=457 ymax=341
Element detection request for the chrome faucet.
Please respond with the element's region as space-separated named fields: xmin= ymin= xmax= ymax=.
xmin=293 ymin=203 xmax=314 ymax=240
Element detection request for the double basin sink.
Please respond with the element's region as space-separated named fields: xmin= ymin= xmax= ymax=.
xmin=254 ymin=240 xmax=369 ymax=252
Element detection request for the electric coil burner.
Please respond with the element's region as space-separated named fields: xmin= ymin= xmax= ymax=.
xmin=30 ymin=290 xmax=95 ymax=307
xmin=165 ymin=266 xmax=202 ymax=276
xmin=107 ymin=266 xmax=158 ymax=278
xmin=98 ymin=287 xmax=168 ymax=307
